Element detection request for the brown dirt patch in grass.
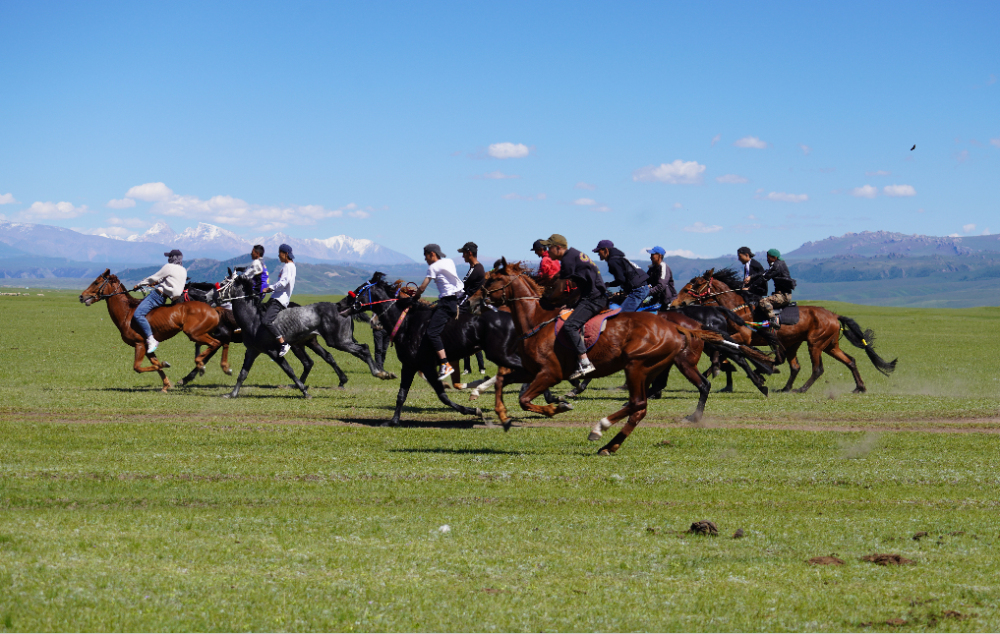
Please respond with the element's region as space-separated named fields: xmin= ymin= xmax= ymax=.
xmin=862 ymin=553 xmax=914 ymax=565
xmin=807 ymin=556 xmax=844 ymax=565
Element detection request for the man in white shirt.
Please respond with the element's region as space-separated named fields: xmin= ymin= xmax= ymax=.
xmin=131 ymin=249 xmax=186 ymax=353
xmin=414 ymin=243 xmax=463 ymax=380
xmin=262 ymin=243 xmax=296 ymax=357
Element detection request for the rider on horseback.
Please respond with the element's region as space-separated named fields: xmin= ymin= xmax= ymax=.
xmin=239 ymin=244 xmax=269 ymax=296
xmin=131 ymin=249 xmax=186 ymax=353
xmin=748 ymin=248 xmax=796 ymax=329
xmin=646 ymin=246 xmax=676 ymax=305
xmin=414 ymin=243 xmax=464 ymax=381
xmin=594 ymin=239 xmax=649 ymax=312
xmin=737 ymin=246 xmax=767 ymax=297
xmin=541 ymin=233 xmax=607 ymax=379
xmin=262 ymin=244 xmax=296 ymax=357
xmin=532 ymin=239 xmax=561 ymax=282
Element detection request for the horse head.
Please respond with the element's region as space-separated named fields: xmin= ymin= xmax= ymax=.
xmin=79 ymin=269 xmax=115 ymax=306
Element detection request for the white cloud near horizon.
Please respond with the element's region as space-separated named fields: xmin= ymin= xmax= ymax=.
xmin=574 ymin=182 xmax=597 ymax=190
xmin=0 ymin=193 xmax=17 ymax=205
xmin=107 ymin=198 xmax=136 ymax=209
xmin=639 ymin=247 xmax=703 ymax=259
xmin=632 ymin=160 xmax=706 ymax=185
xmin=126 ymin=182 xmax=174 ymax=201
xmin=866 ymin=170 xmax=891 ymax=176
xmin=883 ymin=184 xmax=916 ymax=197
xmin=683 ymin=221 xmax=723 ymax=233
xmin=472 ymin=171 xmax=519 ymax=180
xmin=716 ymin=174 xmax=749 ymax=184
xmin=107 ymin=216 xmax=150 ymax=229
xmin=963 ymin=223 xmax=976 ymax=233
xmin=734 ymin=136 xmax=768 ymax=149
xmin=488 ymin=142 xmax=530 ymax=159
xmin=851 ymin=185 xmax=878 ymax=199
xmin=759 ymin=191 xmax=808 ymax=203
xmin=799 ymin=144 xmax=812 ymax=155
xmin=20 ymin=201 xmax=91 ymax=221
xmin=80 ymin=226 xmax=134 ymax=239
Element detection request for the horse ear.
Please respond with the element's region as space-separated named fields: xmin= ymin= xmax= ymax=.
xmin=704 ymin=268 xmax=715 ymax=278
xmin=500 ymin=257 xmax=508 ymax=274
xmin=227 ymin=267 xmax=233 ymax=277
xmin=103 ymin=268 xmax=110 ymax=277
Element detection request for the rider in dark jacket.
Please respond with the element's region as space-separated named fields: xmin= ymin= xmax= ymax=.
xmin=594 ymin=240 xmax=649 ymax=312
xmin=737 ymin=246 xmax=767 ymax=297
xmin=542 ymin=233 xmax=607 ymax=379
xmin=748 ymin=248 xmax=797 ymax=328
xmin=645 ymin=246 xmax=676 ymax=305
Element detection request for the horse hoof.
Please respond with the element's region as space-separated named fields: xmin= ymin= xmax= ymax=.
xmin=717 ymin=387 xmax=733 ymax=394
xmin=198 ymin=368 xmax=205 ymax=377
xmin=588 ymin=431 xmax=603 ymax=442
xmin=683 ymin=414 xmax=701 ymax=423
xmin=853 ymin=387 xmax=866 ymax=394
xmin=475 ymin=408 xmax=485 ymax=421
xmin=597 ymin=449 xmax=611 ymax=457
xmin=563 ymin=392 xmax=578 ymax=400
xmin=160 ymin=361 xmax=171 ymax=369
xmin=760 ymin=386 xmax=769 ymax=397
xmin=501 ymin=418 xmax=513 ymax=432
xmin=224 ymin=368 xmax=233 ymax=376
xmin=556 ymin=402 xmax=574 ymax=413
xmin=302 ymin=392 xmax=312 ymax=399
xmin=381 ymin=420 xmax=400 ymax=427
xmin=335 ymin=385 xmax=346 ymax=391
xmin=175 ymin=379 xmax=185 ymax=387
xmin=469 ymin=391 xmax=480 ymax=401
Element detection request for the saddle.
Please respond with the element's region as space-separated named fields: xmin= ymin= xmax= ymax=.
xmin=754 ymin=302 xmax=799 ymax=325
xmin=553 ymin=308 xmax=622 ymax=351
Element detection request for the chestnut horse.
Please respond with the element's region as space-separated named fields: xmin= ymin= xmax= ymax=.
xmin=673 ymin=268 xmax=897 ymax=393
xmin=483 ymin=260 xmax=770 ymax=455
xmin=80 ymin=270 xmax=223 ymax=392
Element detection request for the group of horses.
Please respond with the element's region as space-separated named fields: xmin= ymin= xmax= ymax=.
xmin=79 ymin=260 xmax=896 ymax=455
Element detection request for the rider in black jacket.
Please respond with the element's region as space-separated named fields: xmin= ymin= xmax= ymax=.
xmin=594 ymin=240 xmax=649 ymax=312
xmin=541 ymin=233 xmax=607 ymax=380
xmin=748 ymin=248 xmax=797 ymax=328
xmin=737 ymin=246 xmax=767 ymax=297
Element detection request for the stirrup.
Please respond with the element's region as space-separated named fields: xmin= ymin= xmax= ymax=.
xmin=569 ymin=362 xmax=595 ymax=380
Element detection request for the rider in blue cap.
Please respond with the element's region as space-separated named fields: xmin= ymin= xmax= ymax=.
xmin=593 ymin=239 xmax=649 ymax=312
xmin=645 ymin=246 xmax=676 ymax=305
xmin=262 ymin=243 xmax=296 ymax=356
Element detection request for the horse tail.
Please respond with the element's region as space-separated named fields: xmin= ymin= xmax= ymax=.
xmin=838 ymin=316 xmax=897 ymax=376
xmin=678 ymin=327 xmax=774 ymax=368
xmin=717 ymin=306 xmax=747 ymax=328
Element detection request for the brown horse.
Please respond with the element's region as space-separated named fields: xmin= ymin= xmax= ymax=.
xmin=482 ymin=260 xmax=768 ymax=455
xmin=80 ymin=270 xmax=223 ymax=392
xmin=672 ymin=268 xmax=897 ymax=393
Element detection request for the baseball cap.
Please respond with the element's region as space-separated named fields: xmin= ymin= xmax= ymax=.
xmin=423 ymin=243 xmax=445 ymax=258
xmin=646 ymin=246 xmax=666 ymax=256
xmin=457 ymin=241 xmax=478 ymax=254
xmin=530 ymin=239 xmax=546 ymax=251
xmin=538 ymin=234 xmax=568 ymax=248
xmin=592 ymin=239 xmax=614 ymax=253
xmin=164 ymin=249 xmax=183 ymax=258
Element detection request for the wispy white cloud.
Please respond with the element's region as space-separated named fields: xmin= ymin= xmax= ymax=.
xmin=991 ymin=138 xmax=1000 ymax=148
xmin=573 ymin=198 xmax=596 ymax=206
xmin=799 ymin=144 xmax=811 ymax=155
xmin=983 ymin=228 xmax=992 ymax=235
xmin=963 ymin=223 xmax=976 ymax=233
xmin=19 ymin=201 xmax=91 ymax=221
xmin=716 ymin=174 xmax=749 ymax=184
xmin=126 ymin=182 xmax=174 ymax=202
xmin=107 ymin=198 xmax=136 ymax=209
xmin=672 ymin=202 xmax=683 ymax=209
xmin=988 ymin=74 xmax=997 ymax=85
xmin=640 ymin=247 xmax=704 ymax=259
xmin=501 ymin=192 xmax=546 ymax=202
xmin=955 ymin=149 xmax=970 ymax=163
xmin=574 ymin=182 xmax=597 ymax=190
xmin=851 ymin=185 xmax=878 ymax=199
xmin=0 ymin=193 xmax=18 ymax=205
xmin=683 ymin=221 xmax=723 ymax=233
xmin=734 ymin=136 xmax=768 ymax=149
xmin=472 ymin=171 xmax=519 ymax=180
xmin=865 ymin=170 xmax=891 ymax=177
xmin=757 ymin=191 xmax=808 ymax=203
xmin=488 ymin=142 xmax=530 ymax=159
xmin=107 ymin=216 xmax=150 ymax=229
xmin=347 ymin=210 xmax=370 ymax=219
xmin=711 ymin=134 xmax=721 ymax=147
xmin=632 ymin=160 xmax=706 ymax=185
xmin=883 ymin=184 xmax=916 ymax=197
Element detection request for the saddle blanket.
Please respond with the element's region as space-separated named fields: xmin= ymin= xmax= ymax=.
xmin=553 ymin=308 xmax=621 ymax=351
xmin=765 ymin=302 xmax=799 ymax=325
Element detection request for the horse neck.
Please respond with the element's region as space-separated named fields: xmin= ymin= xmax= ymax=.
xmin=505 ymin=277 xmax=557 ymax=335
xmin=104 ymin=284 xmax=138 ymax=335
xmin=231 ymin=294 xmax=261 ymax=330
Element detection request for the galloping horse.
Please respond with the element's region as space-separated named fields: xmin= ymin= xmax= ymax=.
xmin=180 ymin=281 xmax=240 ymax=376
xmin=483 ymin=259 xmax=772 ymax=455
xmin=79 ymin=270 xmax=223 ymax=392
xmin=673 ymin=268 xmax=897 ymax=393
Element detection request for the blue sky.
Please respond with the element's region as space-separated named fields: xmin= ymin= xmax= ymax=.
xmin=1 ymin=1 xmax=997 ymax=260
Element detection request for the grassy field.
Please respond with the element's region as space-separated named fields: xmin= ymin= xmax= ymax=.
xmin=2 ymin=289 xmax=1000 ymax=631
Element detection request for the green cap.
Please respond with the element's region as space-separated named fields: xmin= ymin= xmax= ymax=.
xmin=766 ymin=248 xmax=782 ymax=260
xmin=539 ymin=233 xmax=568 ymax=248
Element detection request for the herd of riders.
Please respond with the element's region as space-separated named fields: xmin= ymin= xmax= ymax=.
xmin=130 ymin=236 xmax=797 ymax=384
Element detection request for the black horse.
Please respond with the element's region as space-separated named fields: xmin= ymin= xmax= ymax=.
xmin=345 ymin=275 xmax=555 ymax=427
xmin=217 ymin=273 xmax=393 ymax=398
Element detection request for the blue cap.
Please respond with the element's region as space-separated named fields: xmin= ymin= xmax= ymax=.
xmin=279 ymin=243 xmax=294 ymax=260
xmin=647 ymin=246 xmax=666 ymax=255
xmin=592 ymin=239 xmax=614 ymax=253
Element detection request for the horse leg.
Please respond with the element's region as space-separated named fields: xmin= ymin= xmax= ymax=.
xmin=793 ymin=343 xmax=825 ymax=393
xmin=133 ymin=344 xmax=172 ymax=392
xmin=423 ymin=362 xmax=484 ymax=421
xmin=224 ymin=349 xmax=260 ymax=399
xmin=648 ymin=365 xmax=670 ymax=399
xmin=220 ymin=343 xmax=233 ymax=375
xmin=726 ymin=352 xmax=768 ymax=396
xmin=270 ymin=352 xmax=311 ymax=398
xmin=778 ymin=342 xmax=803 ymax=392
xmin=387 ymin=365 xmax=418 ymax=427
xmin=672 ymin=353 xmax=710 ymax=423
xmin=290 ymin=344 xmax=315 ymax=388
xmin=825 ymin=343 xmax=866 ymax=394
xmin=330 ymin=337 xmax=392 ymax=380
xmin=470 ymin=374 xmax=497 ymax=400
xmin=179 ymin=333 xmax=222 ymax=387
xmin=564 ymin=377 xmax=592 ymax=400
xmin=598 ymin=365 xmax=649 ymax=455
xmin=494 ymin=367 xmax=511 ymax=429
xmin=518 ymin=370 xmax=573 ymax=418
xmin=305 ymin=340 xmax=349 ymax=388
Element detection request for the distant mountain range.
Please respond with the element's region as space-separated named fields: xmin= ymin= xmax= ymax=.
xmin=0 ymin=220 xmax=415 ymax=265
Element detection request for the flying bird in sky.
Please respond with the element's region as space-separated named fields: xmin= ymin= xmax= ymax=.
xmin=910 ymin=144 xmax=916 ymax=151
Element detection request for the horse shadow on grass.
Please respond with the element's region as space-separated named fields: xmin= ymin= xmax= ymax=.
xmin=335 ymin=416 xmax=487 ymax=430
xmin=389 ymin=447 xmax=525 ymax=456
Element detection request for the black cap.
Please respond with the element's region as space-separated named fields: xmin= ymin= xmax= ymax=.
xmin=531 ymin=239 xmax=546 ymax=251
xmin=164 ymin=249 xmax=183 ymax=258
xmin=458 ymin=241 xmax=478 ymax=255
xmin=423 ymin=243 xmax=445 ymax=258
xmin=737 ymin=246 xmax=754 ymax=257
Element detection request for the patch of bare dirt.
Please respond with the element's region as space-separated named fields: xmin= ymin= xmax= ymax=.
xmin=687 ymin=520 xmax=718 ymax=536
xmin=862 ymin=553 xmax=914 ymax=566
xmin=808 ymin=556 xmax=844 ymax=565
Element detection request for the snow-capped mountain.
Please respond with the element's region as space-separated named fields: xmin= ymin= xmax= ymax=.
xmin=127 ymin=222 xmax=248 ymax=257
xmin=127 ymin=221 xmax=177 ymax=245
xmin=254 ymin=232 xmax=414 ymax=264
xmin=0 ymin=220 xmax=176 ymax=263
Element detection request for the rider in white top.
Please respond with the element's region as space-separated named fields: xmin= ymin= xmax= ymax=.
xmin=414 ymin=243 xmax=464 ymax=380
xmin=262 ymin=244 xmax=297 ymax=357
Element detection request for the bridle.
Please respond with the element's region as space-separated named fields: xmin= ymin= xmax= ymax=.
xmin=483 ymin=273 xmax=542 ymax=307
xmin=216 ymin=276 xmax=260 ymax=303
xmin=681 ymin=276 xmax=740 ymax=305
xmin=84 ymin=274 xmax=140 ymax=302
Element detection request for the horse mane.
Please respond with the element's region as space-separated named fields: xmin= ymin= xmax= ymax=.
xmin=500 ymin=261 xmax=544 ymax=296
xmin=709 ymin=267 xmax=742 ymax=290
xmin=105 ymin=274 xmax=142 ymax=306
xmin=388 ymin=279 xmax=434 ymax=308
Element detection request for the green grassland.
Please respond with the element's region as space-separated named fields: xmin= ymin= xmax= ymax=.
xmin=1 ymin=290 xmax=1000 ymax=631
